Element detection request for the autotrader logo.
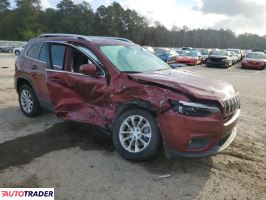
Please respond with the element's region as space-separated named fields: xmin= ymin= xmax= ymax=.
xmin=0 ymin=188 xmax=54 ymax=199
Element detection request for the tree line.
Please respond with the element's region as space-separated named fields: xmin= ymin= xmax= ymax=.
xmin=0 ymin=0 xmax=266 ymax=49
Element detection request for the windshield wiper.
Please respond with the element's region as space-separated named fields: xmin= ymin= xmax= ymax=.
xmin=155 ymin=68 xmax=170 ymax=71
xmin=121 ymin=71 xmax=142 ymax=73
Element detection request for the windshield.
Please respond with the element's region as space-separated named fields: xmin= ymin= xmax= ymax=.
xmin=228 ymin=49 xmax=240 ymax=54
xmin=99 ymin=45 xmax=171 ymax=73
xmin=246 ymin=53 xmax=266 ymax=59
xmin=185 ymin=52 xmax=197 ymax=57
xmin=182 ymin=47 xmax=194 ymax=51
xmin=211 ymin=50 xmax=228 ymax=56
xmin=200 ymin=50 xmax=208 ymax=55
xmin=154 ymin=48 xmax=169 ymax=55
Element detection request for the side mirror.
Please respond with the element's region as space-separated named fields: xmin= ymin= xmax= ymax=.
xmin=79 ymin=63 xmax=97 ymax=76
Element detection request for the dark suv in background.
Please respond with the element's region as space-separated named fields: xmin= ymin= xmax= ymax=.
xmin=15 ymin=34 xmax=240 ymax=161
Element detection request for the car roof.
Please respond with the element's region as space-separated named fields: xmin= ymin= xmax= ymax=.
xmin=36 ymin=33 xmax=134 ymax=46
xmin=247 ymin=52 xmax=265 ymax=55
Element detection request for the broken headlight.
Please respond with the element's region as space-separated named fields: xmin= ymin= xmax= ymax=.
xmin=170 ymin=100 xmax=221 ymax=117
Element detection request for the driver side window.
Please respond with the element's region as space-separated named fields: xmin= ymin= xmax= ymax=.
xmin=66 ymin=47 xmax=104 ymax=76
xmin=69 ymin=48 xmax=89 ymax=73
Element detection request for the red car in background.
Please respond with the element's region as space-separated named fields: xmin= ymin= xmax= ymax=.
xmin=242 ymin=52 xmax=266 ymax=70
xmin=169 ymin=51 xmax=203 ymax=66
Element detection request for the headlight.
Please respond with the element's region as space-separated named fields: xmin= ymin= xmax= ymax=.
xmin=169 ymin=100 xmax=221 ymax=117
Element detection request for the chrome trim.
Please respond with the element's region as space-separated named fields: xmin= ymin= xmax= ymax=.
xmin=222 ymin=94 xmax=240 ymax=117
xmin=45 ymin=69 xmax=105 ymax=78
xmin=48 ymin=42 xmax=106 ymax=77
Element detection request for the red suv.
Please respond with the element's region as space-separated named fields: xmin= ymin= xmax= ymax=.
xmin=15 ymin=34 xmax=240 ymax=161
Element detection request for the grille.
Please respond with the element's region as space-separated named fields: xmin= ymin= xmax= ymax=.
xmin=223 ymin=94 xmax=240 ymax=117
xmin=209 ymin=57 xmax=224 ymax=62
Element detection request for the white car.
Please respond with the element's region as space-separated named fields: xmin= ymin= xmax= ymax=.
xmin=228 ymin=51 xmax=238 ymax=64
xmin=13 ymin=43 xmax=27 ymax=56
xmin=227 ymin=49 xmax=242 ymax=61
xmin=143 ymin=46 xmax=155 ymax=54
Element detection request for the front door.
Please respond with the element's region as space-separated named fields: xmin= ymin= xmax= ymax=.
xmin=46 ymin=42 xmax=107 ymax=127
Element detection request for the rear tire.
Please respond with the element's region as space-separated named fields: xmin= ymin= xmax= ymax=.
xmin=112 ymin=109 xmax=161 ymax=161
xmin=19 ymin=84 xmax=42 ymax=117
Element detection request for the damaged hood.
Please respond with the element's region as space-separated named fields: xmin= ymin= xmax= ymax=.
xmin=129 ymin=69 xmax=236 ymax=101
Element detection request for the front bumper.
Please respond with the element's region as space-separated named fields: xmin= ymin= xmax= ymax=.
xmin=165 ymin=128 xmax=237 ymax=158
xmin=206 ymin=60 xmax=229 ymax=67
xmin=175 ymin=60 xmax=196 ymax=65
xmin=242 ymin=63 xmax=265 ymax=70
xmin=157 ymin=109 xmax=240 ymax=158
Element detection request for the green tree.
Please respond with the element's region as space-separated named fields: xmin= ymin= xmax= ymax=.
xmin=14 ymin=0 xmax=43 ymax=40
xmin=15 ymin=0 xmax=41 ymax=10
xmin=0 ymin=0 xmax=10 ymax=13
xmin=57 ymin=0 xmax=75 ymax=15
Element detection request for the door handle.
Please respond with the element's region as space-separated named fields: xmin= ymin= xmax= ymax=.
xmin=31 ymin=65 xmax=38 ymax=70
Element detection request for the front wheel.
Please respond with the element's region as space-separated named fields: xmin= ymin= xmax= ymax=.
xmin=112 ymin=109 xmax=161 ymax=161
xmin=15 ymin=50 xmax=20 ymax=56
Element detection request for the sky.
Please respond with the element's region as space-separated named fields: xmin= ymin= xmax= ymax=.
xmin=10 ymin=0 xmax=266 ymax=36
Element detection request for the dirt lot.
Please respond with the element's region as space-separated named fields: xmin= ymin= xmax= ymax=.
xmin=0 ymin=53 xmax=265 ymax=200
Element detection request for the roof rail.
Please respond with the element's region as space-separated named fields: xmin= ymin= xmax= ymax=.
xmin=39 ymin=34 xmax=133 ymax=43
xmin=39 ymin=33 xmax=87 ymax=40
xmin=86 ymin=36 xmax=133 ymax=43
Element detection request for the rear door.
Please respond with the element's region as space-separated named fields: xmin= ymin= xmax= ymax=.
xmin=25 ymin=42 xmax=50 ymax=106
xmin=46 ymin=42 xmax=107 ymax=127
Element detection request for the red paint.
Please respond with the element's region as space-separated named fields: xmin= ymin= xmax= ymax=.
xmin=174 ymin=56 xmax=201 ymax=66
xmin=242 ymin=59 xmax=266 ymax=70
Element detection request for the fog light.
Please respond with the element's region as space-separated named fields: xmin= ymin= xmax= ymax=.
xmin=188 ymin=137 xmax=209 ymax=149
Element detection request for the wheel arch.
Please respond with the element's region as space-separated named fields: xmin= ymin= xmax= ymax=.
xmin=16 ymin=77 xmax=34 ymax=93
xmin=110 ymin=99 xmax=158 ymax=132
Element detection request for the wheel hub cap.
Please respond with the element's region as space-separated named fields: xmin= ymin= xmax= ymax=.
xmin=20 ymin=89 xmax=33 ymax=113
xmin=119 ymin=115 xmax=152 ymax=153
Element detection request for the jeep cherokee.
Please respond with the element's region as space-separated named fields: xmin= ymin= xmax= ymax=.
xmin=15 ymin=34 xmax=240 ymax=161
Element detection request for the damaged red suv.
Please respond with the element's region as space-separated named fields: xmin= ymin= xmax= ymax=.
xmin=15 ymin=34 xmax=240 ymax=161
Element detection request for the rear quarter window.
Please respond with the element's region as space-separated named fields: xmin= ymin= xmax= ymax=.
xmin=26 ymin=42 xmax=43 ymax=59
xmin=39 ymin=43 xmax=49 ymax=63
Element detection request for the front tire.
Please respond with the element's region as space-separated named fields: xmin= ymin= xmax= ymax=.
xmin=15 ymin=50 xmax=20 ymax=56
xmin=19 ymin=84 xmax=42 ymax=117
xmin=112 ymin=109 xmax=161 ymax=161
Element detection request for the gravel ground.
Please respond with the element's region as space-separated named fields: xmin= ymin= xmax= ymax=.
xmin=0 ymin=53 xmax=265 ymax=200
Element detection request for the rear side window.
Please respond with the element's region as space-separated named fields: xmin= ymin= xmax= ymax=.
xmin=51 ymin=45 xmax=66 ymax=70
xmin=26 ymin=42 xmax=43 ymax=59
xmin=39 ymin=43 xmax=48 ymax=63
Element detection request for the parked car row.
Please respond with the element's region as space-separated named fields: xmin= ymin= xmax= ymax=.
xmin=0 ymin=46 xmax=15 ymax=53
xmin=143 ymin=46 xmax=266 ymax=70
xmin=0 ymin=41 xmax=26 ymax=54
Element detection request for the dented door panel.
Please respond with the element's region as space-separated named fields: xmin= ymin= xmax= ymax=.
xmin=47 ymin=70 xmax=107 ymax=127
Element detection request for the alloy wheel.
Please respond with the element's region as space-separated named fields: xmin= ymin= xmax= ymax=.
xmin=20 ymin=89 xmax=33 ymax=113
xmin=119 ymin=115 xmax=152 ymax=153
